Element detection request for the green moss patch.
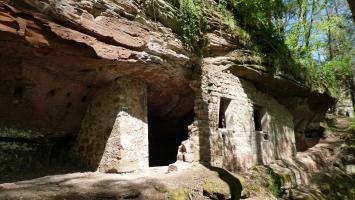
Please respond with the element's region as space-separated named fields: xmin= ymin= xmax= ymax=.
xmin=169 ymin=188 xmax=189 ymax=200
xmin=204 ymin=167 xmax=242 ymax=200
xmin=250 ymin=166 xmax=284 ymax=198
xmin=203 ymin=177 xmax=231 ymax=200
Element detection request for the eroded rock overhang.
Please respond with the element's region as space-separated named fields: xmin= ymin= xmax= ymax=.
xmin=0 ymin=0 xmax=336 ymax=173
xmin=0 ymin=0 xmax=195 ymax=134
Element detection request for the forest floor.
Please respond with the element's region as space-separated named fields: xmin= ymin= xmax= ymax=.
xmin=290 ymin=116 xmax=355 ymax=200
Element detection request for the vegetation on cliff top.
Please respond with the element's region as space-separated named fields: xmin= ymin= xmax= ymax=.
xmin=168 ymin=0 xmax=354 ymax=97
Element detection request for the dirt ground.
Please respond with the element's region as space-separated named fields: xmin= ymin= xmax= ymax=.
xmin=290 ymin=116 xmax=355 ymax=200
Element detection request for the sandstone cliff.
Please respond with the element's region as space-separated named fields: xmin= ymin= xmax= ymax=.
xmin=0 ymin=1 xmax=342 ymax=199
xmin=0 ymin=0 xmax=333 ymax=148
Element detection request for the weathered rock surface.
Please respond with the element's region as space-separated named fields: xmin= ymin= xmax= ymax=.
xmin=0 ymin=0 xmax=193 ymax=133
xmin=0 ymin=1 xmax=341 ymax=199
xmin=267 ymin=117 xmax=355 ymax=199
xmin=0 ymin=163 xmax=244 ymax=200
xmin=0 ymin=0 xmax=197 ymax=175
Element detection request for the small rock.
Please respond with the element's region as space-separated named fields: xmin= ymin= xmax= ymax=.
xmin=241 ymin=190 xmax=250 ymax=199
xmin=168 ymin=164 xmax=178 ymax=173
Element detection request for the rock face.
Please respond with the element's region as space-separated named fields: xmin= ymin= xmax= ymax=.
xmin=0 ymin=0 xmax=193 ymax=173
xmin=0 ymin=0 xmax=193 ymax=132
xmin=0 ymin=0 xmax=335 ymax=184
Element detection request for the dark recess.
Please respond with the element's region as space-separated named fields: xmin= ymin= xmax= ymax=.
xmin=253 ymin=106 xmax=262 ymax=131
xmin=219 ymin=98 xmax=231 ymax=129
xmin=148 ymin=111 xmax=194 ymax=167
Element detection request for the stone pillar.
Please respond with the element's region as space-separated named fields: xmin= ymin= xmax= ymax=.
xmin=73 ymin=78 xmax=148 ymax=173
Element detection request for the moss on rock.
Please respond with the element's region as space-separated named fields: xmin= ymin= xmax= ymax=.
xmin=169 ymin=188 xmax=189 ymax=200
xmin=0 ymin=127 xmax=44 ymax=139
xmin=203 ymin=177 xmax=231 ymax=200
xmin=249 ymin=166 xmax=284 ymax=198
xmin=203 ymin=167 xmax=242 ymax=200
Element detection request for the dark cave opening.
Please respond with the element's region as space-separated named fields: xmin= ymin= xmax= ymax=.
xmin=49 ymin=135 xmax=77 ymax=166
xmin=148 ymin=111 xmax=194 ymax=167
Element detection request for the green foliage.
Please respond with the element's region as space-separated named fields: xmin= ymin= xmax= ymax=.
xmin=284 ymin=0 xmax=354 ymax=95
xmin=252 ymin=166 xmax=284 ymax=198
xmin=178 ymin=0 xmax=206 ymax=53
xmin=266 ymin=169 xmax=283 ymax=198
xmin=177 ymin=0 xmax=303 ymax=79
xmin=216 ymin=1 xmax=252 ymax=44
xmin=307 ymin=56 xmax=353 ymax=95
xmin=224 ymin=1 xmax=295 ymax=71
xmin=229 ymin=0 xmax=285 ymax=30
xmin=175 ymin=0 xmax=353 ymax=94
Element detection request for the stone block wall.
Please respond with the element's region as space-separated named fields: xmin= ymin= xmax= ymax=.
xmin=73 ymin=78 xmax=148 ymax=173
xmin=177 ymin=79 xmax=206 ymax=163
xmin=70 ymin=62 xmax=296 ymax=173
xmin=183 ymin=58 xmax=297 ymax=171
xmin=335 ymin=90 xmax=354 ymax=118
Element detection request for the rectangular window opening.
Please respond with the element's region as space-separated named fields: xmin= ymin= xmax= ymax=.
xmin=253 ymin=106 xmax=263 ymax=132
xmin=218 ymin=98 xmax=231 ymax=129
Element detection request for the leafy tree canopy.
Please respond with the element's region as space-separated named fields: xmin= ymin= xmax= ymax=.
xmin=174 ymin=0 xmax=354 ymax=96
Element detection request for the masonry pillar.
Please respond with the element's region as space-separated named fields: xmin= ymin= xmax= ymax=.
xmin=73 ymin=78 xmax=148 ymax=173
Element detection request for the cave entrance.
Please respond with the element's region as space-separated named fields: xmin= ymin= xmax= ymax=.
xmin=148 ymin=111 xmax=194 ymax=167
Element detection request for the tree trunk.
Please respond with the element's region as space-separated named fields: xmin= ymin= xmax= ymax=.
xmin=350 ymin=0 xmax=355 ymax=106
xmin=351 ymin=67 xmax=355 ymax=106
xmin=305 ymin=0 xmax=316 ymax=57
xmin=326 ymin=7 xmax=334 ymax=60
xmin=348 ymin=0 xmax=355 ymax=105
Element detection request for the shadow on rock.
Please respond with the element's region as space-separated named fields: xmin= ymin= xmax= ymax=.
xmin=205 ymin=165 xmax=243 ymax=200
